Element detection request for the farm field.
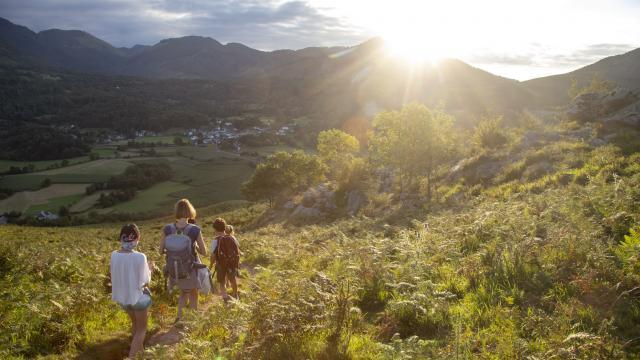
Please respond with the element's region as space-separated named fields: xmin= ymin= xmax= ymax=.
xmin=38 ymin=159 xmax=134 ymax=176
xmin=101 ymin=181 xmax=191 ymax=214
xmin=0 ymin=141 xmax=259 ymax=217
xmin=69 ymin=191 xmax=106 ymax=213
xmin=0 ymin=156 xmax=90 ymax=173
xmin=25 ymin=194 xmax=84 ymax=215
xmin=112 ymin=135 xmax=187 ymax=145
xmin=0 ymin=184 xmax=89 ymax=213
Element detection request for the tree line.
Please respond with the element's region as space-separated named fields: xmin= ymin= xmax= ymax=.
xmin=241 ymin=103 xmax=510 ymax=206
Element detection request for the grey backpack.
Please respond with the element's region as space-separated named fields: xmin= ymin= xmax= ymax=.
xmin=164 ymin=224 xmax=196 ymax=280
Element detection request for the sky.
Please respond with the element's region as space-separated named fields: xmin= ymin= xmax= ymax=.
xmin=1 ymin=0 xmax=639 ymax=80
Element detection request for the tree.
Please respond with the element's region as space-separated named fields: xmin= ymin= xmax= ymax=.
xmin=241 ymin=150 xmax=327 ymax=206
xmin=317 ymin=129 xmax=360 ymax=182
xmin=369 ymin=103 xmax=455 ymax=199
xmin=40 ymin=178 xmax=52 ymax=189
xmin=58 ymin=206 xmax=70 ymax=217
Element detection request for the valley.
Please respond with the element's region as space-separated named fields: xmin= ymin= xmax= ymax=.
xmin=0 ymin=11 xmax=639 ymax=360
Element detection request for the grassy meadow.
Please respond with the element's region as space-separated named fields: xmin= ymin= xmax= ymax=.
xmin=1 ymin=132 xmax=639 ymax=359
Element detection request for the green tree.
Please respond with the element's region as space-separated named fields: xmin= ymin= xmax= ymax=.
xmin=40 ymin=178 xmax=52 ymax=189
xmin=369 ymin=103 xmax=455 ymax=199
xmin=317 ymin=129 xmax=360 ymax=182
xmin=58 ymin=206 xmax=70 ymax=217
xmin=241 ymin=150 xmax=327 ymax=206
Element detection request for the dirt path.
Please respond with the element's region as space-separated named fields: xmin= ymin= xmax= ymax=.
xmin=146 ymin=272 xmax=247 ymax=351
xmin=77 ymin=270 xmax=247 ymax=359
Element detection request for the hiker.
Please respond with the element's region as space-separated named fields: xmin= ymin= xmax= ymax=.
xmin=160 ymin=199 xmax=207 ymax=321
xmin=225 ymin=224 xmax=235 ymax=237
xmin=210 ymin=218 xmax=240 ymax=302
xmin=110 ymin=223 xmax=151 ymax=359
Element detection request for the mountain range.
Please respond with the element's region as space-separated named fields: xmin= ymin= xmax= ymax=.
xmin=1 ymin=16 xmax=639 ymax=123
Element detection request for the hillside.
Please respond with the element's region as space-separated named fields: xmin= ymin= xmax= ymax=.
xmin=523 ymin=48 xmax=640 ymax=107
xmin=1 ymin=103 xmax=639 ymax=359
xmin=0 ymin=17 xmax=531 ymax=121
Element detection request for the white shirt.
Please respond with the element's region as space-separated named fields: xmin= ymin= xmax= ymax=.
xmin=110 ymin=251 xmax=150 ymax=305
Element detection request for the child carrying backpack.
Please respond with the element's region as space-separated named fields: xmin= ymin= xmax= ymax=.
xmin=209 ymin=217 xmax=240 ymax=302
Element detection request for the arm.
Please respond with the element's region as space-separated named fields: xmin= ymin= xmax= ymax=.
xmin=195 ymin=231 xmax=207 ymax=256
xmin=141 ymin=254 xmax=151 ymax=285
xmin=209 ymin=238 xmax=217 ymax=268
xmin=159 ymin=235 xmax=166 ymax=256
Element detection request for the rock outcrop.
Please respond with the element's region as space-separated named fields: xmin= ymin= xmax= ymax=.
xmin=567 ymin=88 xmax=638 ymax=123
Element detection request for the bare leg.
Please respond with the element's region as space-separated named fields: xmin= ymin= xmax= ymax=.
xmin=230 ymin=276 xmax=238 ymax=299
xmin=189 ymin=289 xmax=198 ymax=310
xmin=219 ymin=278 xmax=228 ymax=299
xmin=126 ymin=309 xmax=135 ymax=338
xmin=177 ymin=290 xmax=188 ymax=320
xmin=128 ymin=309 xmax=148 ymax=358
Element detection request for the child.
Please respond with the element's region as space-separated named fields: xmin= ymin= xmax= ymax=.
xmin=110 ymin=223 xmax=151 ymax=358
xmin=210 ymin=218 xmax=240 ymax=302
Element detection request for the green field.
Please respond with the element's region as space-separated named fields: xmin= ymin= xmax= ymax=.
xmin=0 ymin=173 xmax=114 ymax=191
xmin=0 ymin=145 xmax=256 ymax=215
xmin=103 ymin=181 xmax=191 ymax=213
xmin=39 ymin=159 xmax=133 ymax=176
xmin=90 ymin=146 xmax=119 ymax=157
xmin=25 ymin=194 xmax=85 ymax=215
xmin=113 ymin=135 xmax=187 ymax=145
xmin=0 ymin=184 xmax=89 ymax=213
xmin=0 ymin=156 xmax=90 ymax=173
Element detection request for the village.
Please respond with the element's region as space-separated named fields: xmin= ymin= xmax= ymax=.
xmin=98 ymin=119 xmax=296 ymax=154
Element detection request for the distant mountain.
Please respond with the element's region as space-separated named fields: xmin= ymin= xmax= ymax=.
xmin=119 ymin=36 xmax=268 ymax=79
xmin=36 ymin=29 xmax=126 ymax=73
xmin=0 ymin=17 xmax=125 ymax=73
xmin=2 ymin=16 xmax=637 ymax=125
xmin=523 ymin=48 xmax=640 ymax=107
xmin=118 ymin=44 xmax=150 ymax=57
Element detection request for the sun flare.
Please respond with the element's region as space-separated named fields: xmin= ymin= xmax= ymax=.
xmin=383 ymin=34 xmax=449 ymax=64
xmin=342 ymin=0 xmax=472 ymax=64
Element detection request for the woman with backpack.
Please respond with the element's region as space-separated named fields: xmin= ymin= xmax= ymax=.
xmin=160 ymin=199 xmax=207 ymax=321
xmin=110 ymin=223 xmax=151 ymax=358
xmin=210 ymin=217 xmax=240 ymax=302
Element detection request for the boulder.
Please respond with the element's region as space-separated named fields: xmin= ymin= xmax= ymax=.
xmin=567 ymin=88 xmax=638 ymax=123
xmin=602 ymin=99 xmax=640 ymax=129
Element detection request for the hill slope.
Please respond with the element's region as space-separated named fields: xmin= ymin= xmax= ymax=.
xmin=1 ymin=111 xmax=640 ymax=358
xmin=523 ymin=48 xmax=640 ymax=107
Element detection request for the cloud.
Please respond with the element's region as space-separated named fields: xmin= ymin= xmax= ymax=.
xmin=550 ymin=43 xmax=636 ymax=66
xmin=467 ymin=53 xmax=536 ymax=66
xmin=467 ymin=43 xmax=635 ymax=69
xmin=0 ymin=0 xmax=369 ymax=49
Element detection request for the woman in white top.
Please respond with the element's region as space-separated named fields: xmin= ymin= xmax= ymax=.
xmin=110 ymin=223 xmax=151 ymax=359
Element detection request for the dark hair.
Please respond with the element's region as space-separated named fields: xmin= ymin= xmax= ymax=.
xmin=188 ymin=218 xmax=196 ymax=224
xmin=213 ymin=217 xmax=226 ymax=232
xmin=119 ymin=223 xmax=140 ymax=242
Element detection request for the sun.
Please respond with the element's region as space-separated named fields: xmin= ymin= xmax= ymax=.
xmin=383 ymin=33 xmax=449 ymax=64
xmin=345 ymin=0 xmax=468 ymax=64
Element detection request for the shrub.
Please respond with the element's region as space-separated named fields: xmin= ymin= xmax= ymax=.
xmin=472 ymin=116 xmax=509 ymax=149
